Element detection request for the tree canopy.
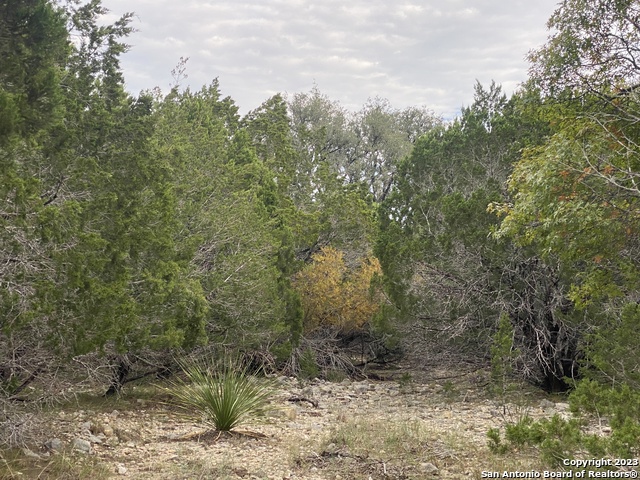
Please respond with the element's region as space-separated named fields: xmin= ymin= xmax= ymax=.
xmin=2 ymin=1 xmax=640 ymax=459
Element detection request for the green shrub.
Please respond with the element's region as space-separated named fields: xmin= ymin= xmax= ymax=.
xmin=170 ymin=359 xmax=275 ymax=432
xmin=397 ymin=372 xmax=414 ymax=394
xmin=488 ymin=415 xmax=583 ymax=466
xmin=572 ymin=382 xmax=640 ymax=458
xmin=490 ymin=312 xmax=520 ymax=402
xmin=490 ymin=303 xmax=640 ymax=464
xmin=567 ymin=303 xmax=640 ymax=458
xmin=298 ymin=348 xmax=320 ymax=380
xmin=487 ymin=427 xmax=509 ymax=454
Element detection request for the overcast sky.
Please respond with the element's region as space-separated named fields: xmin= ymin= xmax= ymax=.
xmin=99 ymin=0 xmax=560 ymax=119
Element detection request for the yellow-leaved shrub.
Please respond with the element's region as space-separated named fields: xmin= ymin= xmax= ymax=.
xmin=293 ymin=247 xmax=382 ymax=333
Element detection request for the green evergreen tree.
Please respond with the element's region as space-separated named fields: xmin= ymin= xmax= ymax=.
xmin=493 ymin=0 xmax=640 ymax=454
xmin=377 ymin=83 xmax=579 ymax=390
xmin=1 ymin=0 xmax=208 ymax=399
xmin=151 ymin=83 xmax=288 ymax=350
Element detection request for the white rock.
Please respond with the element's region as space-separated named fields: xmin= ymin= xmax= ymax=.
xmin=539 ymin=399 xmax=555 ymax=409
xmin=72 ymin=438 xmax=92 ymax=454
xmin=353 ymin=383 xmax=369 ymax=394
xmin=420 ymin=462 xmax=439 ymax=475
xmin=22 ymin=448 xmax=42 ymax=460
xmin=44 ymin=438 xmax=64 ymax=452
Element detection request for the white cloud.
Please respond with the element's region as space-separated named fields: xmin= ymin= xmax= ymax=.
xmin=101 ymin=0 xmax=559 ymax=118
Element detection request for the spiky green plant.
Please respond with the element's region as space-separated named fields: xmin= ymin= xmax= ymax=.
xmin=171 ymin=360 xmax=275 ymax=432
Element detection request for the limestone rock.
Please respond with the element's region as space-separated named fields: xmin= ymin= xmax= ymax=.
xmin=44 ymin=438 xmax=64 ymax=452
xmin=22 ymin=448 xmax=42 ymax=460
xmin=420 ymin=462 xmax=439 ymax=475
xmin=72 ymin=438 xmax=92 ymax=454
xmin=539 ymin=399 xmax=555 ymax=409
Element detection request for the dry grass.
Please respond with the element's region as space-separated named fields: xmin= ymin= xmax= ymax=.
xmin=286 ymin=415 xmax=547 ymax=479
xmin=0 ymin=369 xmax=564 ymax=480
xmin=0 ymin=447 xmax=111 ymax=480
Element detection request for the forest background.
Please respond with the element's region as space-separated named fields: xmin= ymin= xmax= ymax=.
xmin=1 ymin=0 xmax=639 ymax=459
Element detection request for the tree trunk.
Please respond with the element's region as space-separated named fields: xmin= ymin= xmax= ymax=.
xmin=104 ymin=356 xmax=130 ymax=396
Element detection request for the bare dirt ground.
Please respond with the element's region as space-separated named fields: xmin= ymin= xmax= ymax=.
xmin=3 ymin=367 xmax=579 ymax=479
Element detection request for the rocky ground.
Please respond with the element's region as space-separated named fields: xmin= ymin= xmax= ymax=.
xmin=5 ymin=367 xmax=585 ymax=480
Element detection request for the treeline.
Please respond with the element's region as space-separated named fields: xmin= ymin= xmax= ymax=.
xmin=0 ymin=0 xmax=436 ymax=408
xmin=2 ymin=0 xmax=639 ymax=454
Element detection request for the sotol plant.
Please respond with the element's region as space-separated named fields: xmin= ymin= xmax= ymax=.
xmin=171 ymin=359 xmax=275 ymax=432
